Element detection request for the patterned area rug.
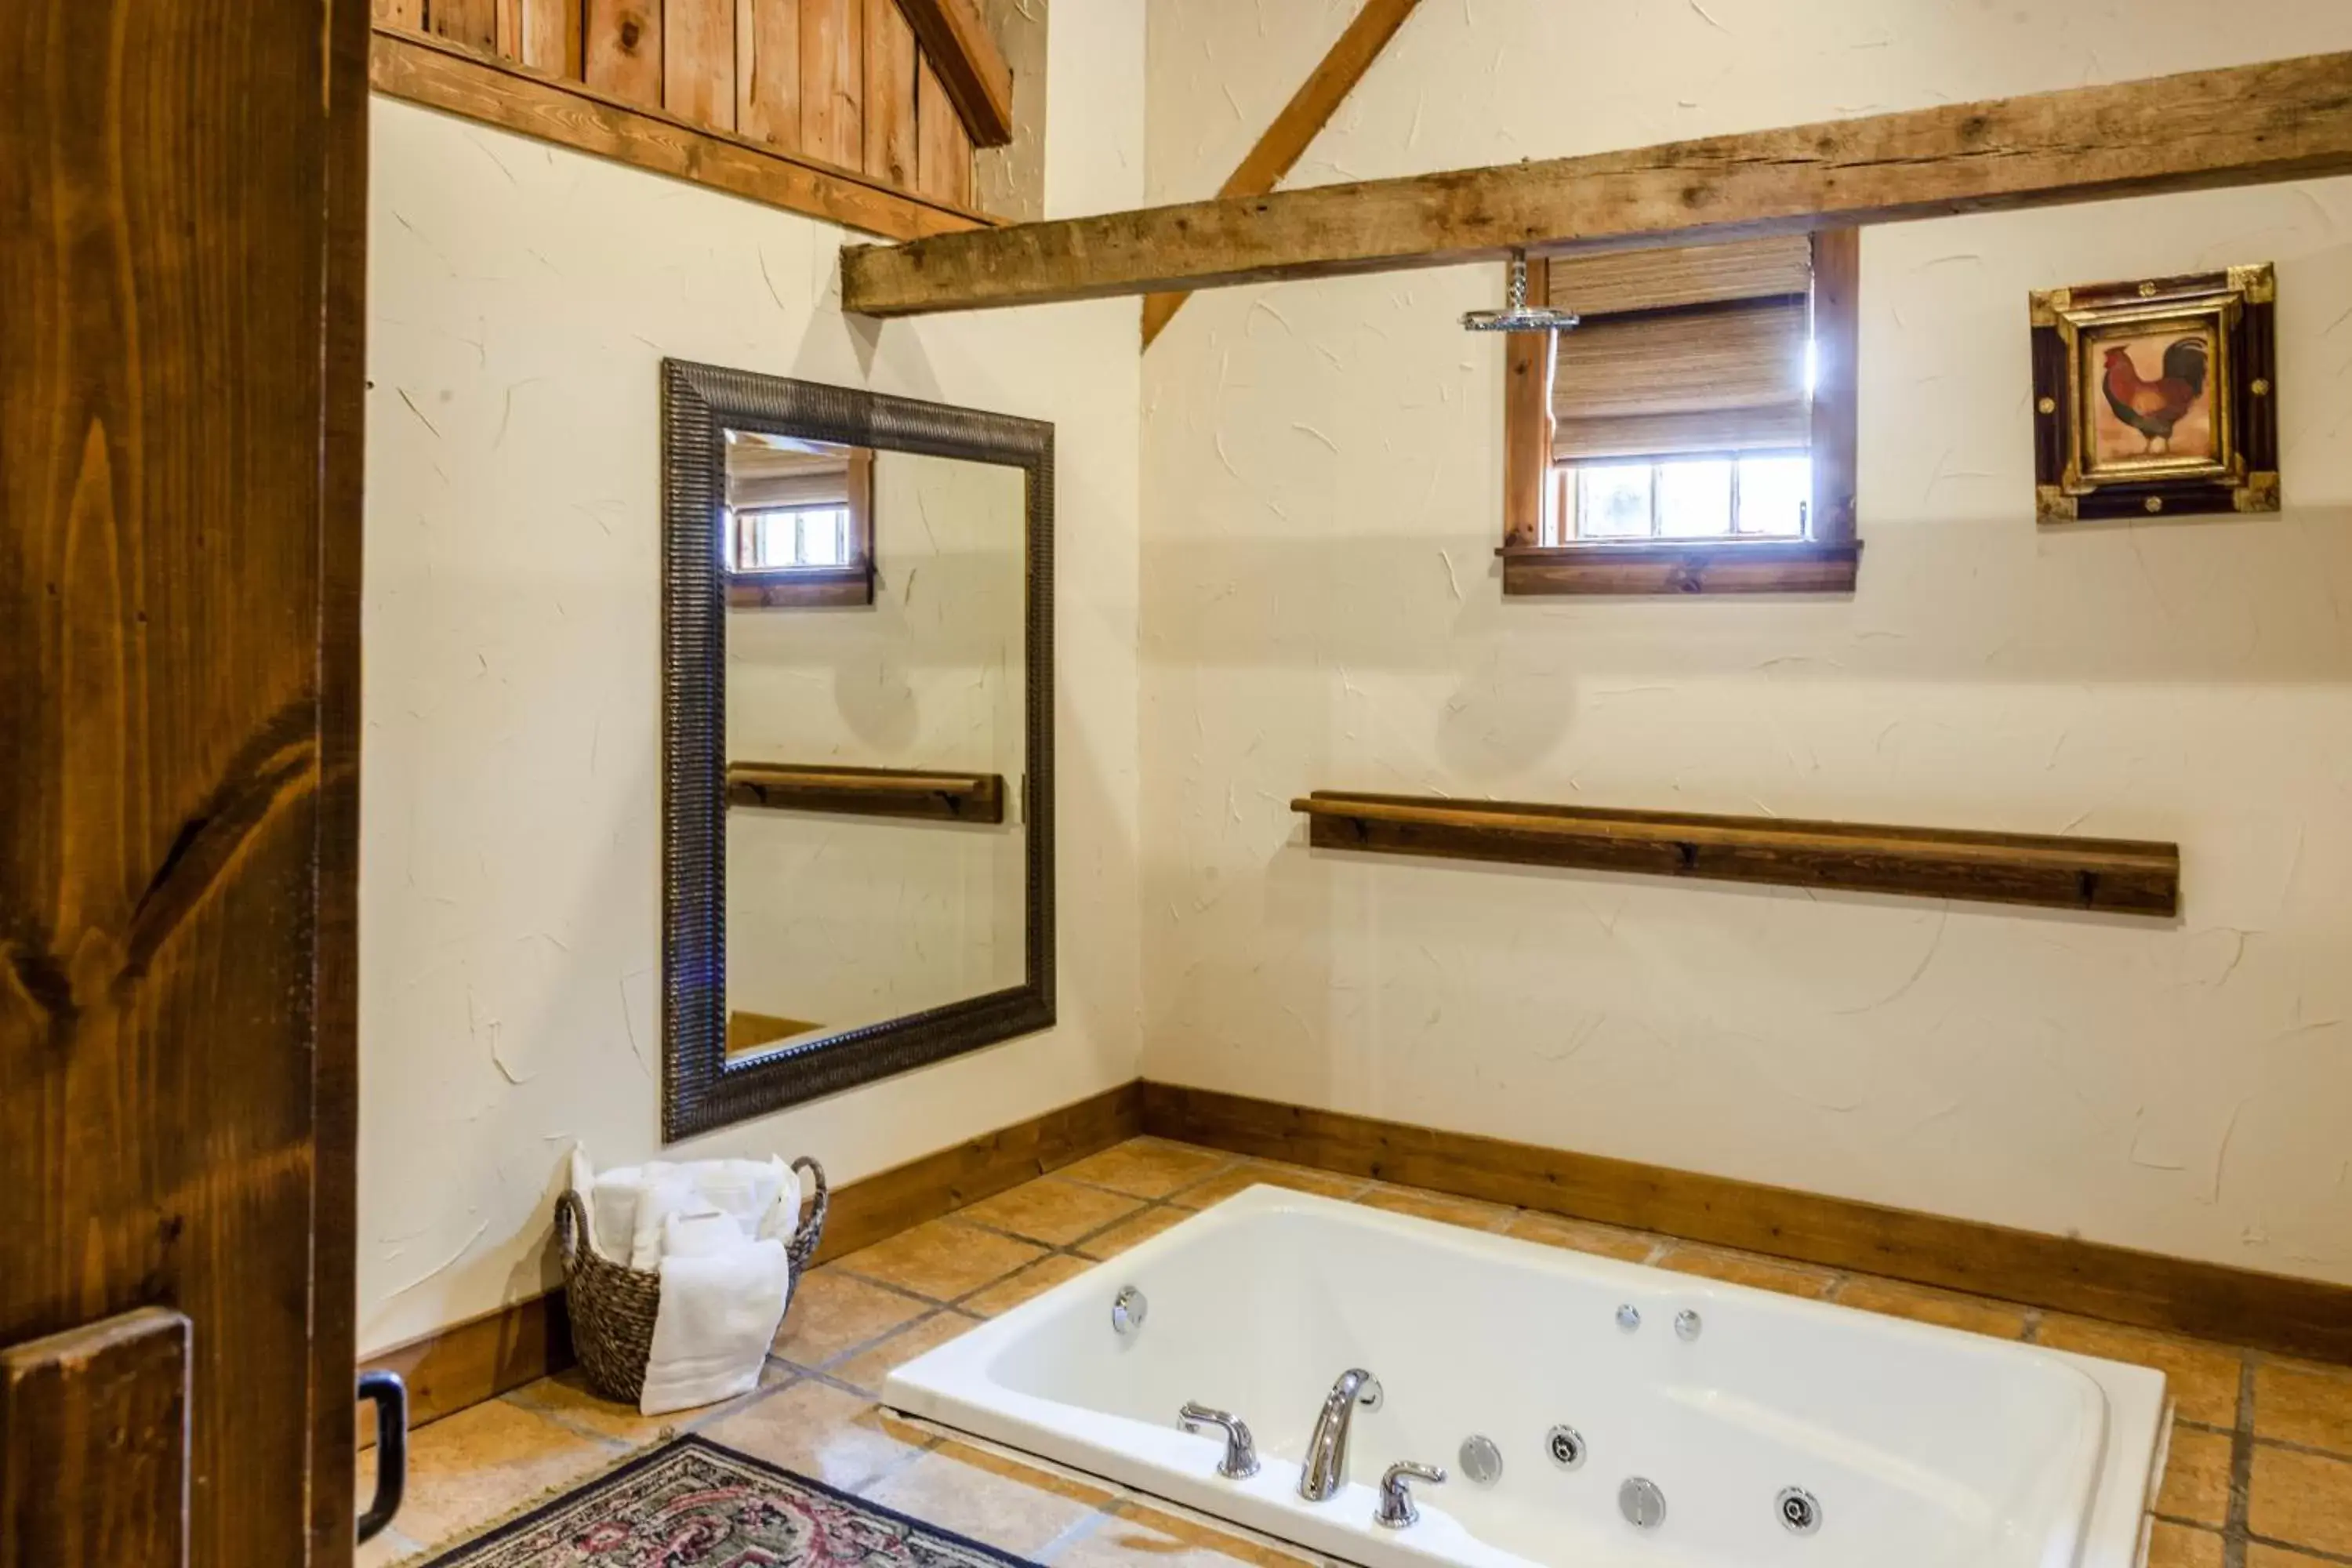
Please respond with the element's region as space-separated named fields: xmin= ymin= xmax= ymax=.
xmin=421 ymin=1436 xmax=1040 ymax=1568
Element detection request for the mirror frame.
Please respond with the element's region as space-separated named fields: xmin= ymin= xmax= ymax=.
xmin=659 ymin=360 xmax=1055 ymax=1142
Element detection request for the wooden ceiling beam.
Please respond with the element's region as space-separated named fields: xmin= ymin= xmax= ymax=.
xmin=894 ymin=0 xmax=1014 ymax=148
xmin=1142 ymin=0 xmax=1425 ymax=347
xmin=842 ymin=49 xmax=2352 ymax=317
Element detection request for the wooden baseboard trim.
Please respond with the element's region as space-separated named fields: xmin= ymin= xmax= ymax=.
xmin=359 ymin=1081 xmax=1142 ymax=1433
xmin=358 ymin=1290 xmax=572 ymax=1446
xmin=1142 ymin=1081 xmax=2352 ymax=1366
xmin=808 ymin=1080 xmax=1144 ymax=1263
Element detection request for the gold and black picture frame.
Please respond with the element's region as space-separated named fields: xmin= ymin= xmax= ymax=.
xmin=2031 ymin=263 xmax=2278 ymax=523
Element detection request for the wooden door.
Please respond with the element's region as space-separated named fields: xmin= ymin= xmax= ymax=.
xmin=0 ymin=0 xmax=368 ymax=1563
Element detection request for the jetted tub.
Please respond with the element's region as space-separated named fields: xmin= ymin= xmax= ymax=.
xmin=885 ymin=1187 xmax=2169 ymax=1568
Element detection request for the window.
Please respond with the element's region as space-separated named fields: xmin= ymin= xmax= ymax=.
xmin=1501 ymin=231 xmax=1860 ymax=594
xmin=723 ymin=436 xmax=875 ymax=608
xmin=734 ymin=504 xmax=853 ymax=570
xmin=1563 ymin=452 xmax=1809 ymax=541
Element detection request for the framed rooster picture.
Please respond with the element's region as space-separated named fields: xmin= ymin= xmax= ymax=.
xmin=2031 ymin=264 xmax=2278 ymax=522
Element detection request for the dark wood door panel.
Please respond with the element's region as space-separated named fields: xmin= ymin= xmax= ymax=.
xmin=0 ymin=1308 xmax=191 ymax=1568
xmin=0 ymin=0 xmax=366 ymax=1562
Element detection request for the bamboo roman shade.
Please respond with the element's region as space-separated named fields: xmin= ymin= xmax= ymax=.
xmin=1545 ymin=235 xmax=1816 ymax=462
xmin=728 ymin=445 xmax=852 ymax=510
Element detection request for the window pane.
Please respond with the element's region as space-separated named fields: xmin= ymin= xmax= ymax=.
xmin=1737 ymin=455 xmax=1810 ymax=536
xmin=1657 ymin=459 xmax=1733 ymax=538
xmin=1577 ymin=463 xmax=1653 ymax=539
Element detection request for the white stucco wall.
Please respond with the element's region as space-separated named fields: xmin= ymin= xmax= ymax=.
xmin=358 ymin=0 xmax=1145 ymax=1354
xmin=1139 ymin=1 xmax=2352 ymax=1285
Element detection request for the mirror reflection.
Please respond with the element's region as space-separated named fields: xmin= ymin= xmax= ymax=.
xmin=721 ymin=430 xmax=1029 ymax=1060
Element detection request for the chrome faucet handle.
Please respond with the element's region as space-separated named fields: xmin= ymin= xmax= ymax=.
xmin=1374 ymin=1461 xmax=1446 ymax=1529
xmin=1178 ymin=1402 xmax=1261 ymax=1479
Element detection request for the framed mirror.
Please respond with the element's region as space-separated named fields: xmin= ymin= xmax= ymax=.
xmin=660 ymin=361 xmax=1054 ymax=1141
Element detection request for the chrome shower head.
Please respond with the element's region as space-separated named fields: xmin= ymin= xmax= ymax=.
xmin=1461 ymin=250 xmax=1581 ymax=333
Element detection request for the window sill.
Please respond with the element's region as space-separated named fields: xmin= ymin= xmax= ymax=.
xmin=727 ymin=566 xmax=873 ymax=608
xmin=1500 ymin=539 xmax=1859 ymax=597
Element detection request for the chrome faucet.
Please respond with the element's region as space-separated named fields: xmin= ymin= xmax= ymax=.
xmin=1374 ymin=1460 xmax=1446 ymax=1529
xmin=1298 ymin=1368 xmax=1381 ymax=1501
xmin=1178 ymin=1402 xmax=1259 ymax=1479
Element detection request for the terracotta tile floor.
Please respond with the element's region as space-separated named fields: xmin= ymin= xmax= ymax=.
xmin=360 ymin=1137 xmax=2352 ymax=1566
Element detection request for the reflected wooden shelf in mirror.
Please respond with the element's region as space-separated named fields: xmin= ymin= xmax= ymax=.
xmin=725 ymin=762 xmax=1007 ymax=823
xmin=1294 ymin=791 xmax=2180 ymax=916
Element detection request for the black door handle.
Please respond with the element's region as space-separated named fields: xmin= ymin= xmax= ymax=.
xmin=356 ymin=1369 xmax=408 ymax=1544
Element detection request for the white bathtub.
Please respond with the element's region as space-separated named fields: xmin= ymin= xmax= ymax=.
xmin=884 ymin=1187 xmax=2169 ymax=1568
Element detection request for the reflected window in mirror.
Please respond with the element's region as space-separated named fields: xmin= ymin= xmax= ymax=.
xmin=724 ymin=433 xmax=874 ymax=608
xmin=662 ymin=364 xmax=1054 ymax=1141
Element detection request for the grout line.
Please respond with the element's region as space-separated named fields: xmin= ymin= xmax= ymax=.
xmin=2243 ymin=1532 xmax=2352 ymax=1566
xmin=824 ymin=1267 xmax=956 ymax=1309
xmin=2224 ymin=1357 xmax=2257 ymax=1567
xmin=950 ymin=1213 xmax=1111 ymax=1249
xmin=852 ymin=1428 xmax=949 ymax=1498
xmin=684 ymin=1370 xmax=799 ymax=1432
xmin=775 ymin=1302 xmax=983 ymax=1387
xmin=801 ymin=1364 xmax=896 ymax=1401
xmin=2249 ymin=1432 xmax=2352 ymax=1465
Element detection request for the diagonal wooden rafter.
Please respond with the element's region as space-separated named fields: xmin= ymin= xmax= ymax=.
xmin=1141 ymin=0 xmax=1425 ymax=347
xmin=895 ymin=0 xmax=1015 ymax=148
xmin=842 ymin=49 xmax=2352 ymax=317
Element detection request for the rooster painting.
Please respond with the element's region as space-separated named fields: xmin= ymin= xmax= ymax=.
xmin=2097 ymin=335 xmax=2210 ymax=459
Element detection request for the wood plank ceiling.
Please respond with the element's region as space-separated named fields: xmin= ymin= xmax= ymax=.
xmin=841 ymin=49 xmax=2352 ymax=314
xmin=372 ymin=0 xmax=1013 ymax=237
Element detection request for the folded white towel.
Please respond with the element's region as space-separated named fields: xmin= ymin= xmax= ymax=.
xmin=637 ymin=1237 xmax=792 ymax=1416
xmin=590 ymin=1160 xmax=676 ymax=1263
xmin=662 ymin=1208 xmax=746 ymax=1258
xmin=688 ymin=1157 xmax=790 ymax=1238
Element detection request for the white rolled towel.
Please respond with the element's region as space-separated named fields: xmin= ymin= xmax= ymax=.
xmin=568 ymin=1148 xmax=803 ymax=1268
xmin=629 ymin=1160 xmax=798 ymax=1270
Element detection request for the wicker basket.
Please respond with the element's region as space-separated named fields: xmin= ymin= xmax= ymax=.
xmin=554 ymin=1155 xmax=829 ymax=1406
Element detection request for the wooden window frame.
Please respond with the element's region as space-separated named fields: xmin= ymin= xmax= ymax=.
xmin=726 ymin=445 xmax=877 ymax=608
xmin=1501 ymin=230 xmax=1860 ymax=597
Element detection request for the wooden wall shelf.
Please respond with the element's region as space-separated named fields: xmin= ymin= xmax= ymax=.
xmin=728 ymin=762 xmax=1005 ymax=822
xmin=1293 ymin=791 xmax=2180 ymax=916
